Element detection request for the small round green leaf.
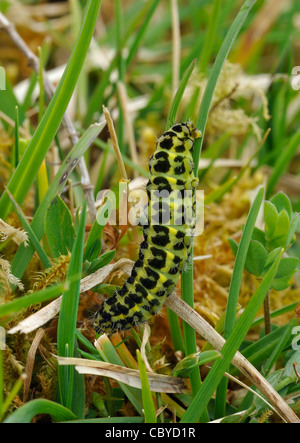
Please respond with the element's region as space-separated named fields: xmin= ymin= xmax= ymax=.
xmin=245 ymin=240 xmax=268 ymax=277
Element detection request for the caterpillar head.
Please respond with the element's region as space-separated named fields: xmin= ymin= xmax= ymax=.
xmin=185 ymin=121 xmax=202 ymax=140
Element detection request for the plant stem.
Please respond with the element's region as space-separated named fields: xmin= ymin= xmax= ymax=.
xmin=263 ymin=292 xmax=272 ymax=335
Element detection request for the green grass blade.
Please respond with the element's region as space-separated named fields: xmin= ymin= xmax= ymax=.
xmin=137 ymin=350 xmax=156 ymax=423
xmin=57 ymin=203 xmax=86 ymax=411
xmin=4 ymin=187 xmax=52 ymax=269
xmin=224 ymin=187 xmax=264 ymax=337
xmin=181 ymin=249 xmax=283 ymax=423
xmin=230 ymin=324 xmax=291 ymax=377
xmin=66 ymin=417 xmax=144 ymax=424
xmin=263 ymin=317 xmax=299 ymax=377
xmin=0 ymin=283 xmax=66 ymax=319
xmin=181 ymin=249 xmax=202 ymax=388
xmin=193 ymin=0 xmax=258 ymax=169
xmin=199 ymin=0 xmax=222 ymax=73
xmin=166 ymin=58 xmax=197 ymax=129
xmin=98 ymin=335 xmax=143 ymax=415
xmin=167 ymin=309 xmax=185 ymax=354
xmin=215 ymin=187 xmax=264 ymax=418
xmin=3 ymin=399 xmax=76 ymax=423
xmin=85 ymin=0 xmax=159 ymax=126
xmin=0 ymin=0 xmax=102 ymax=220
xmin=125 ymin=0 xmax=160 ymax=69
xmin=251 ymin=302 xmax=298 ymax=327
xmin=14 ymin=106 xmax=19 ymax=169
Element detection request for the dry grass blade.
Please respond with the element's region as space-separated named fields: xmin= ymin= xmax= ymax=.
xmin=57 ymin=356 xmax=186 ymax=393
xmin=140 ymin=326 xmax=153 ymax=373
xmin=8 ymin=259 xmax=134 ymax=335
xmin=103 ymin=105 xmax=128 ymax=181
xmin=23 ymin=328 xmax=45 ymax=403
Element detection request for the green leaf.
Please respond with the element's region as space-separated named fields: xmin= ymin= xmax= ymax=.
xmin=271 ymin=257 xmax=299 ymax=291
xmin=272 ymin=276 xmax=294 ymax=292
xmin=224 ymin=187 xmax=264 ymax=337
xmin=264 ymin=201 xmax=278 ymax=238
xmin=245 ymin=240 xmax=268 ymax=277
xmin=270 ymin=209 xmax=290 ymax=248
xmin=265 ymin=248 xmax=282 ymax=269
xmin=228 ymin=238 xmax=238 ymax=256
xmin=3 ymin=399 xmax=76 ymax=423
xmin=166 ymin=58 xmax=197 ymax=130
xmin=262 ymin=318 xmax=300 ymax=378
xmin=230 ymin=323 xmax=292 ymax=376
xmin=267 ymin=130 xmax=300 ymax=198
xmin=0 ymin=81 xmax=24 ymax=124
xmin=270 ymin=192 xmax=292 ymax=220
xmin=57 ymin=203 xmax=87 ymax=412
xmin=220 ymin=414 xmax=243 ymax=423
xmin=86 ymin=250 xmax=116 ymax=275
xmin=0 ymin=282 xmax=66 ymax=319
xmin=172 ymin=351 xmax=221 ymax=378
xmin=5 ymin=186 xmax=51 ymax=269
xmin=253 ymin=370 xmax=287 ymax=412
xmin=65 ymin=417 xmax=144 ymax=424
xmin=251 ymin=227 xmax=266 ymax=247
xmin=136 ymin=350 xmax=157 ymax=424
xmin=216 ymin=187 xmax=264 ymax=418
xmin=193 ymin=0 xmax=259 ymax=168
xmin=286 ymin=213 xmax=300 ymax=247
xmin=97 ymin=335 xmax=143 ymax=415
xmin=45 ymin=196 xmax=75 ymax=258
xmin=275 ymin=257 xmax=298 ymax=279
xmin=84 ymin=207 xmax=109 ymax=262
xmin=284 ymin=350 xmax=300 ymax=378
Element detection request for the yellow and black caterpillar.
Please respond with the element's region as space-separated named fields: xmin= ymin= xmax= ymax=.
xmin=94 ymin=122 xmax=201 ymax=335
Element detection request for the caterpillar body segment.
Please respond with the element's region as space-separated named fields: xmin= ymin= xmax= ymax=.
xmin=94 ymin=122 xmax=201 ymax=335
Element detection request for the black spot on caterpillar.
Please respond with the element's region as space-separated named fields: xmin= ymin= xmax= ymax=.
xmin=93 ymin=122 xmax=201 ymax=335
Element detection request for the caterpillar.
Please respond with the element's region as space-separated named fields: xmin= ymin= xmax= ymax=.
xmin=93 ymin=122 xmax=201 ymax=335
